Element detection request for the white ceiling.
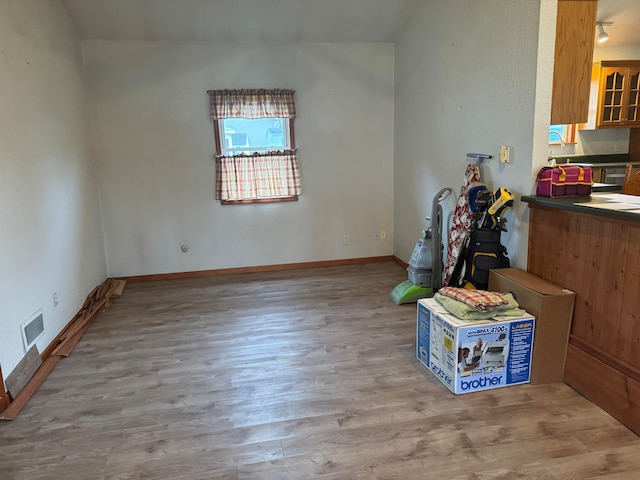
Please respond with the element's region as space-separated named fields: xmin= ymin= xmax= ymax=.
xmin=597 ymin=0 xmax=640 ymax=47
xmin=61 ymin=0 xmax=419 ymax=43
xmin=61 ymin=0 xmax=640 ymax=46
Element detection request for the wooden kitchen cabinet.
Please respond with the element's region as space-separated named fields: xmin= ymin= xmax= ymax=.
xmin=550 ymin=0 xmax=597 ymax=125
xmin=582 ymin=61 xmax=640 ymax=129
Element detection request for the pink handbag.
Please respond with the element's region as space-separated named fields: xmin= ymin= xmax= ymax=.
xmin=536 ymin=165 xmax=593 ymax=197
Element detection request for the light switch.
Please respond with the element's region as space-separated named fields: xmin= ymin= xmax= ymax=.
xmin=499 ymin=145 xmax=512 ymax=164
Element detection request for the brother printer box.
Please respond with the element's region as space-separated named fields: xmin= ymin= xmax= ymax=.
xmin=416 ymin=297 xmax=535 ymax=395
xmin=488 ymin=268 xmax=575 ymax=384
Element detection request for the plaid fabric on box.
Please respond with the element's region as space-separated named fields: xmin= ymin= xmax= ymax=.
xmin=216 ymin=150 xmax=301 ymax=201
xmin=207 ymin=89 xmax=296 ymax=119
xmin=438 ymin=286 xmax=508 ymax=312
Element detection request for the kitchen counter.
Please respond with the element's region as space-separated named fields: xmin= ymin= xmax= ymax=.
xmin=524 ymin=193 xmax=640 ymax=434
xmin=522 ymin=192 xmax=640 ymax=223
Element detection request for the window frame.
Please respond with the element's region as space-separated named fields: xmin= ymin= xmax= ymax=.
xmin=217 ymin=118 xmax=292 ymax=156
xmin=549 ymin=124 xmax=577 ymax=146
xmin=213 ymin=117 xmax=298 ymax=205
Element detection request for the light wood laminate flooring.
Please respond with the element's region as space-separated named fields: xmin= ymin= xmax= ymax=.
xmin=1 ymin=263 xmax=640 ymax=479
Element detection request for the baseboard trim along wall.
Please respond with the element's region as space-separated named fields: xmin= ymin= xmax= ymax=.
xmin=1 ymin=278 xmax=123 ymax=419
xmin=122 ymin=256 xmax=396 ymax=282
xmin=392 ymin=256 xmax=408 ymax=269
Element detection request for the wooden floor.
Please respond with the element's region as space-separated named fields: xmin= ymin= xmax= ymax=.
xmin=1 ymin=262 xmax=640 ymax=479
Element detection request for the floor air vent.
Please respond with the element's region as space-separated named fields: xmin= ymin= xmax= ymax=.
xmin=21 ymin=310 xmax=44 ymax=352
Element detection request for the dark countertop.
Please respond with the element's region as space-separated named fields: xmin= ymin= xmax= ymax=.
xmin=521 ymin=193 xmax=640 ymax=223
xmin=548 ymin=153 xmax=630 ymax=165
xmin=593 ymin=183 xmax=622 ymax=192
xmin=573 ymin=161 xmax=640 ymax=168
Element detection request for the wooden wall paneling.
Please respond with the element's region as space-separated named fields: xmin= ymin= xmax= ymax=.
xmin=621 ymin=227 xmax=640 ymax=362
xmin=527 ymin=208 xmax=557 ymax=275
xmin=570 ymin=214 xmax=601 ymax=345
xmin=591 ymin=221 xmax=626 ymax=357
xmin=527 ymin=207 xmax=573 ymax=286
xmin=528 ymin=203 xmax=640 ymax=433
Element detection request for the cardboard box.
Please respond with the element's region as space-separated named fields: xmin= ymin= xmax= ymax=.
xmin=488 ymin=268 xmax=575 ymax=384
xmin=416 ymin=298 xmax=535 ymax=394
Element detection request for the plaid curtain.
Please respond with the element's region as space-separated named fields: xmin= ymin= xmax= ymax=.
xmin=215 ymin=150 xmax=301 ymax=201
xmin=207 ymin=89 xmax=296 ymax=120
xmin=208 ymin=89 xmax=300 ymax=201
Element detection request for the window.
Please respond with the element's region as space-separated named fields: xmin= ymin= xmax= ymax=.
xmin=220 ymin=118 xmax=290 ymax=156
xmin=549 ymin=124 xmax=576 ymax=145
xmin=207 ymin=89 xmax=300 ymax=205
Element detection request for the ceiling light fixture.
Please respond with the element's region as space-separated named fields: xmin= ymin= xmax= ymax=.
xmin=596 ymin=22 xmax=613 ymax=44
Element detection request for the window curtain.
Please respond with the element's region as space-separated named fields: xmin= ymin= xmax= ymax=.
xmin=207 ymin=89 xmax=300 ymax=201
xmin=207 ymin=89 xmax=296 ymax=120
xmin=215 ymin=150 xmax=301 ymax=201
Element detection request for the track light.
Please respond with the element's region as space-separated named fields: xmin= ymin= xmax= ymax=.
xmin=596 ymin=22 xmax=612 ymax=44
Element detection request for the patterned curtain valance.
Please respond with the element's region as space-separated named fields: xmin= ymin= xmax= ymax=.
xmin=207 ymin=89 xmax=296 ymax=120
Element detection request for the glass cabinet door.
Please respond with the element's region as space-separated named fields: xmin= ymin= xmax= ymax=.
xmin=600 ymin=67 xmax=627 ymax=125
xmin=625 ymin=67 xmax=640 ymax=126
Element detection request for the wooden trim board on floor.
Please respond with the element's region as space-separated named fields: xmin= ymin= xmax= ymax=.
xmin=0 ymin=356 xmax=60 ymax=420
xmin=122 ymin=256 xmax=395 ymax=282
xmin=1 ymin=277 xmax=124 ymax=419
xmin=4 ymin=346 xmax=41 ymax=399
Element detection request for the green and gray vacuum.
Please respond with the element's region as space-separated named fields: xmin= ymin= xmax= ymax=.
xmin=390 ymin=187 xmax=452 ymax=305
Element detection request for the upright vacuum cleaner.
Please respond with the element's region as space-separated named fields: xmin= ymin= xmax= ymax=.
xmin=390 ymin=187 xmax=453 ymax=305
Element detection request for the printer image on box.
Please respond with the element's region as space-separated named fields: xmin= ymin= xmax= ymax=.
xmin=480 ymin=334 xmax=507 ymax=368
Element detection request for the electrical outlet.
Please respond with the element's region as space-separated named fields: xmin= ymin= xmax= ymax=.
xmin=373 ymin=231 xmax=380 ymax=240
xmin=343 ymin=235 xmax=351 ymax=245
xmin=52 ymin=292 xmax=58 ymax=307
xmin=380 ymin=230 xmax=386 ymax=239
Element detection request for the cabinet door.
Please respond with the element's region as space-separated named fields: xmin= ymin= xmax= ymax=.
xmin=598 ymin=66 xmax=628 ymax=127
xmin=550 ymin=0 xmax=597 ymax=125
xmin=625 ymin=66 xmax=640 ymax=127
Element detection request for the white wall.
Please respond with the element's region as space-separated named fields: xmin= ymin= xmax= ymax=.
xmin=0 ymin=0 xmax=106 ymax=378
xmin=84 ymin=42 xmax=394 ymax=277
xmin=393 ymin=0 xmax=544 ymax=268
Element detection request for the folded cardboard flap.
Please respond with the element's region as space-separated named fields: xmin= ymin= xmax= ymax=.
xmin=492 ymin=267 xmax=569 ymax=296
xmin=488 ymin=268 xmax=576 ymax=384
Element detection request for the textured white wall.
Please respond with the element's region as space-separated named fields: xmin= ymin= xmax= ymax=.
xmin=393 ymin=0 xmax=546 ymax=270
xmin=84 ymin=42 xmax=394 ymax=277
xmin=0 ymin=0 xmax=106 ymax=377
